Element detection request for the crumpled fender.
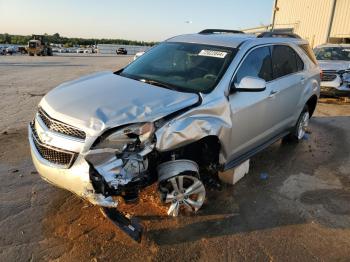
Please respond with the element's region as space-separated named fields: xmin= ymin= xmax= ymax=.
xmin=155 ymin=95 xmax=233 ymax=163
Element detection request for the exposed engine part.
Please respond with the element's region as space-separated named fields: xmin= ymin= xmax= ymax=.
xmin=86 ymin=148 xmax=150 ymax=190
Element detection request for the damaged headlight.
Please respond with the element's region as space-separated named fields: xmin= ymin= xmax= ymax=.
xmin=93 ymin=122 xmax=155 ymax=152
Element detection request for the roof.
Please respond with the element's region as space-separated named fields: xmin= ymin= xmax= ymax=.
xmin=166 ymin=32 xmax=307 ymax=48
xmin=166 ymin=33 xmax=255 ymax=48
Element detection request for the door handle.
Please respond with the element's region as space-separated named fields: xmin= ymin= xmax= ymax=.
xmin=268 ymin=90 xmax=279 ymax=98
xmin=301 ymin=77 xmax=305 ymax=84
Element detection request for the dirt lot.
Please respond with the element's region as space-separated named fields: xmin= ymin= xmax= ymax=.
xmin=1 ymin=55 xmax=350 ymax=262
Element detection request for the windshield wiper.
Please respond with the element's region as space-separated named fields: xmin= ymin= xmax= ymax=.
xmin=138 ymin=78 xmax=181 ymax=91
xmin=120 ymin=72 xmax=193 ymax=93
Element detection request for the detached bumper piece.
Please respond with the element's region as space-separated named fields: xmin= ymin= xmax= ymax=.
xmin=100 ymin=207 xmax=143 ymax=242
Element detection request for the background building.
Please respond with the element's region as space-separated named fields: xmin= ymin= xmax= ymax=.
xmin=244 ymin=0 xmax=350 ymax=47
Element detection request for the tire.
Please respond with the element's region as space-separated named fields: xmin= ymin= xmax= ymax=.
xmin=284 ymin=105 xmax=310 ymax=143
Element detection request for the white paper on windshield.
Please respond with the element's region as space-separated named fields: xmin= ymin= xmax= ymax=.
xmin=198 ymin=50 xmax=227 ymax=58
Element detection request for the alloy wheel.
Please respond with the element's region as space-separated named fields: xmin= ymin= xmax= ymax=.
xmin=164 ymin=175 xmax=206 ymax=217
xmin=297 ymin=111 xmax=310 ymax=140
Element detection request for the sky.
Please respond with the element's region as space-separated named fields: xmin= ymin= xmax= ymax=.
xmin=0 ymin=0 xmax=274 ymax=42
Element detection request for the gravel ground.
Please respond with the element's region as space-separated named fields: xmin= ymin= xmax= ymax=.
xmin=1 ymin=55 xmax=350 ymax=261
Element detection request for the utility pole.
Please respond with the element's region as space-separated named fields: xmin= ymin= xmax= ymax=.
xmin=271 ymin=0 xmax=279 ymax=31
xmin=325 ymin=0 xmax=337 ymax=43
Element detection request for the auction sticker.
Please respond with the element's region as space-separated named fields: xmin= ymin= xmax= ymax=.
xmin=198 ymin=50 xmax=227 ymax=58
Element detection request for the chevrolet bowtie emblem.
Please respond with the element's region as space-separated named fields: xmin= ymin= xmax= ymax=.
xmin=40 ymin=131 xmax=53 ymax=143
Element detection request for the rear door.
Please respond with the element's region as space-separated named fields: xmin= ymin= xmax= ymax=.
xmin=265 ymin=44 xmax=305 ymax=135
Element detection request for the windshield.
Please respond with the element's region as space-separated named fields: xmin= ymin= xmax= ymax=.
xmin=29 ymin=42 xmax=37 ymax=48
xmin=120 ymin=42 xmax=236 ymax=93
xmin=314 ymin=46 xmax=350 ymax=61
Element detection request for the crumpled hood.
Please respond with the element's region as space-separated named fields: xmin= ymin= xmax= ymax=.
xmin=40 ymin=72 xmax=199 ymax=134
xmin=318 ymin=60 xmax=350 ymax=71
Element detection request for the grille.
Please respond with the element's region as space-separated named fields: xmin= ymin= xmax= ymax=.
xmin=37 ymin=108 xmax=86 ymax=139
xmin=321 ymin=70 xmax=337 ymax=82
xmin=31 ymin=123 xmax=76 ymax=168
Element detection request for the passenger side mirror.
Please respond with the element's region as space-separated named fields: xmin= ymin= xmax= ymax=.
xmin=232 ymin=76 xmax=266 ymax=92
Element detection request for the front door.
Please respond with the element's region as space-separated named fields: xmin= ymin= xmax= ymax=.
xmin=227 ymin=45 xmax=275 ymax=161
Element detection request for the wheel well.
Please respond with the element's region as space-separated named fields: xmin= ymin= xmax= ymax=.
xmin=161 ymin=136 xmax=221 ymax=170
xmin=306 ymin=95 xmax=318 ymax=117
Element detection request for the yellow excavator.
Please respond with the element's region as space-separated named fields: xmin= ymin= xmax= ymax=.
xmin=27 ymin=35 xmax=53 ymax=56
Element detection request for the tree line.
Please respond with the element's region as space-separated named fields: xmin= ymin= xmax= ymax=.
xmin=0 ymin=33 xmax=157 ymax=47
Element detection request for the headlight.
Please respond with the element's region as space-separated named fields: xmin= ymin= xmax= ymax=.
xmin=93 ymin=122 xmax=155 ymax=152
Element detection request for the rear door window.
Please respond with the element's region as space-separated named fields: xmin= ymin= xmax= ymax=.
xmin=271 ymin=45 xmax=303 ymax=79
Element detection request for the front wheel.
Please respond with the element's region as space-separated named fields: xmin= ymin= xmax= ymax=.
xmin=159 ymin=173 xmax=206 ymax=217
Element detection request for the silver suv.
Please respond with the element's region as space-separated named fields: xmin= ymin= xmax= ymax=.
xmin=314 ymin=44 xmax=350 ymax=96
xmin=29 ymin=30 xmax=320 ymax=238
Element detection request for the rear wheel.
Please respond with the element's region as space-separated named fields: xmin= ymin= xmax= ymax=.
xmin=284 ymin=105 xmax=310 ymax=142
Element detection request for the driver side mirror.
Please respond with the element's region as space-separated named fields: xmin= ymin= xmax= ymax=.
xmin=231 ymin=76 xmax=266 ymax=92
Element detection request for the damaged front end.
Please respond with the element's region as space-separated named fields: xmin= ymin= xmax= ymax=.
xmin=85 ymin=122 xmax=157 ymax=205
xmin=82 ymin=122 xmax=157 ymax=242
xmin=83 ymin=118 xmax=210 ymax=241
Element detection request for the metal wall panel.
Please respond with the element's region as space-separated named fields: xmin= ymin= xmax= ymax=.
xmin=331 ymin=0 xmax=350 ymax=38
xmin=274 ymin=0 xmax=334 ymax=47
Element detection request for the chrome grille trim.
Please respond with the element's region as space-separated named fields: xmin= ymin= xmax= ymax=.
xmin=321 ymin=70 xmax=338 ymax=82
xmin=37 ymin=108 xmax=86 ymax=140
xmin=30 ymin=122 xmax=77 ymax=168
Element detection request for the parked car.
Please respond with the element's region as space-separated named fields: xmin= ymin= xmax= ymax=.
xmin=314 ymin=44 xmax=350 ymax=96
xmin=116 ymin=47 xmax=127 ymax=55
xmin=5 ymin=46 xmax=17 ymax=55
xmin=76 ymin=48 xmax=92 ymax=54
xmin=0 ymin=47 xmax=6 ymax=55
xmin=18 ymin=46 xmax=27 ymax=54
xmin=133 ymin=51 xmax=145 ymax=60
xmin=58 ymin=48 xmax=68 ymax=53
xmin=29 ymin=29 xmax=320 ymax=241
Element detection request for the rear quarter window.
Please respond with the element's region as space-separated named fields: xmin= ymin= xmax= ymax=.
xmin=299 ymin=44 xmax=318 ymax=65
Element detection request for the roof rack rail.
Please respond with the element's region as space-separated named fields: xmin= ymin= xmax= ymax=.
xmin=257 ymin=32 xmax=301 ymax=39
xmin=199 ymin=29 xmax=245 ymax=34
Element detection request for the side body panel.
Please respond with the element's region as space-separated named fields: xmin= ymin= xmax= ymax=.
xmin=156 ymin=40 xmax=321 ymax=166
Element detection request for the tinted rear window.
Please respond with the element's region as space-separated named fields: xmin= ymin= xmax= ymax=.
xmin=271 ymin=45 xmax=303 ymax=79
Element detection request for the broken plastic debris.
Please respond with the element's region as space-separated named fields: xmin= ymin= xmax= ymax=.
xmin=85 ymin=194 xmax=118 ymax=208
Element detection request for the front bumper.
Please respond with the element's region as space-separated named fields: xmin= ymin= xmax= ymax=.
xmin=321 ymin=74 xmax=350 ymax=96
xmin=28 ymin=125 xmax=118 ymax=207
xmin=320 ymin=84 xmax=350 ymax=96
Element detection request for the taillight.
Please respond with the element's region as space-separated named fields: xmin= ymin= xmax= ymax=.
xmin=320 ymin=70 xmax=323 ymax=79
